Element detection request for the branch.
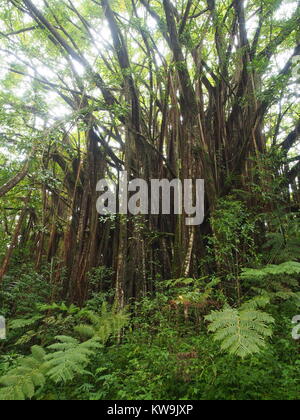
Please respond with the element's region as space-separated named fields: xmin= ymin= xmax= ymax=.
xmin=258 ymin=43 xmax=300 ymax=115
xmin=0 ymin=25 xmax=38 ymax=37
xmin=178 ymin=0 xmax=192 ymax=35
xmin=280 ymin=120 xmax=300 ymax=152
xmin=162 ymin=0 xmax=197 ymax=113
xmin=257 ymin=4 xmax=300 ymax=64
xmin=287 ymin=160 xmax=300 ymax=184
xmin=139 ymin=0 xmax=171 ymax=47
xmin=22 ymin=0 xmax=117 ymax=107
xmin=0 ymin=160 xmax=30 ymax=199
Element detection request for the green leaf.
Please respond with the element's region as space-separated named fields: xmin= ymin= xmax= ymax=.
xmin=205 ymin=307 xmax=275 ymax=358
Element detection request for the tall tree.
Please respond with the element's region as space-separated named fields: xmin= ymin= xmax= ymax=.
xmin=0 ymin=0 xmax=299 ymax=305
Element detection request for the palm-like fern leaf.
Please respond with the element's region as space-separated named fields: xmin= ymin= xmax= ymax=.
xmin=74 ymin=303 xmax=128 ymax=342
xmin=44 ymin=336 xmax=102 ymax=383
xmin=0 ymin=305 xmax=128 ymax=398
xmin=0 ymin=346 xmax=46 ymax=400
xmin=205 ymin=307 xmax=274 ymax=358
xmin=241 ymin=261 xmax=300 ymax=279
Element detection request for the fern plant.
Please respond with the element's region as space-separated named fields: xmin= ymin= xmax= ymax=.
xmin=263 ymin=216 xmax=300 ymax=263
xmin=205 ymin=305 xmax=275 ymax=358
xmin=241 ymin=261 xmax=300 ymax=279
xmin=0 ymin=346 xmax=46 ymax=401
xmin=241 ymin=261 xmax=300 ymax=301
xmin=74 ymin=302 xmax=128 ymax=342
xmin=45 ymin=336 xmax=102 ymax=383
xmin=0 ymin=304 xmax=128 ymax=399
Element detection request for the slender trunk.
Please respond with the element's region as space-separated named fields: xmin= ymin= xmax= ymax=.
xmin=0 ymin=194 xmax=31 ymax=285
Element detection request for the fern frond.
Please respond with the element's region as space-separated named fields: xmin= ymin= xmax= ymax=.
xmin=0 ymin=306 xmax=129 ymax=397
xmin=241 ymin=261 xmax=300 ymax=279
xmin=74 ymin=305 xmax=128 ymax=342
xmin=0 ymin=346 xmax=46 ymax=401
xmin=9 ymin=315 xmax=43 ymax=330
xmin=44 ymin=336 xmax=102 ymax=383
xmin=206 ymin=307 xmax=274 ymax=358
xmin=264 ymin=230 xmax=300 ymax=263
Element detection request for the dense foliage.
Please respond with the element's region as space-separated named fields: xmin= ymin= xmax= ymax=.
xmin=0 ymin=0 xmax=299 ymax=400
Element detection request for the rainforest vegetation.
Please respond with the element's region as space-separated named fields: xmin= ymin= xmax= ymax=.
xmin=0 ymin=0 xmax=299 ymax=401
